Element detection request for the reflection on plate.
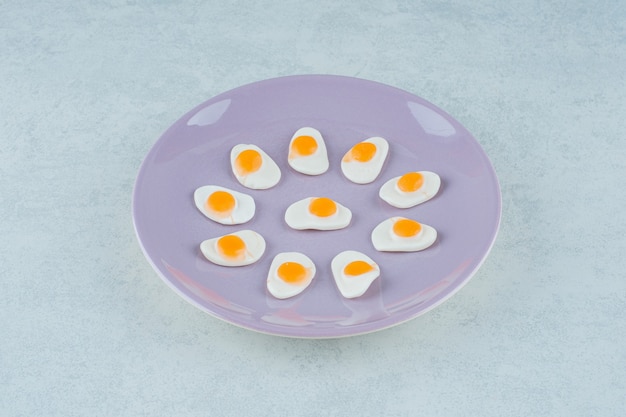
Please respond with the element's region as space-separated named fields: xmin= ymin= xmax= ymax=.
xmin=132 ymin=75 xmax=501 ymax=338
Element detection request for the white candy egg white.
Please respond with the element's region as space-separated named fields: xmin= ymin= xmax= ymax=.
xmin=340 ymin=137 xmax=389 ymax=184
xmin=371 ymin=217 xmax=437 ymax=252
xmin=379 ymin=171 xmax=441 ymax=208
xmin=331 ymin=250 xmax=380 ymax=299
xmin=284 ymin=197 xmax=352 ymax=231
xmin=230 ymin=144 xmax=281 ymax=189
xmin=266 ymin=252 xmax=316 ymax=299
xmin=200 ymin=230 xmax=266 ymax=267
xmin=287 ymin=127 xmax=329 ymax=175
xmin=193 ymin=185 xmax=255 ymax=225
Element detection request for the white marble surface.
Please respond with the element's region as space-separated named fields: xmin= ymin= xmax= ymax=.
xmin=2 ymin=1 xmax=625 ymax=415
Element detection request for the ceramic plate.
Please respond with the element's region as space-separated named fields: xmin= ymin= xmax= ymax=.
xmin=132 ymin=75 xmax=501 ymax=338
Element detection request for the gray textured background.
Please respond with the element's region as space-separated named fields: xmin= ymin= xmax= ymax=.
xmin=2 ymin=1 xmax=625 ymax=416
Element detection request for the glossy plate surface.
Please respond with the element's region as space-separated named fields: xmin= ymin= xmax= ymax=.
xmin=132 ymin=75 xmax=501 ymax=338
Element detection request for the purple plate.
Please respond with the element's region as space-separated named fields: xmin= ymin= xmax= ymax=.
xmin=132 ymin=75 xmax=501 ymax=338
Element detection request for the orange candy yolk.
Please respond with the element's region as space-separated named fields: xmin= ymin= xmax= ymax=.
xmin=206 ymin=191 xmax=236 ymax=215
xmin=397 ymin=172 xmax=424 ymax=192
xmin=216 ymin=235 xmax=246 ymax=259
xmin=235 ymin=149 xmax=262 ymax=176
xmin=308 ymin=197 xmax=337 ymax=217
xmin=393 ymin=219 xmax=422 ymax=237
xmin=277 ymin=262 xmax=308 ymax=284
xmin=344 ymin=142 xmax=377 ymax=162
xmin=344 ymin=261 xmax=375 ymax=276
xmin=291 ymin=135 xmax=318 ymax=157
